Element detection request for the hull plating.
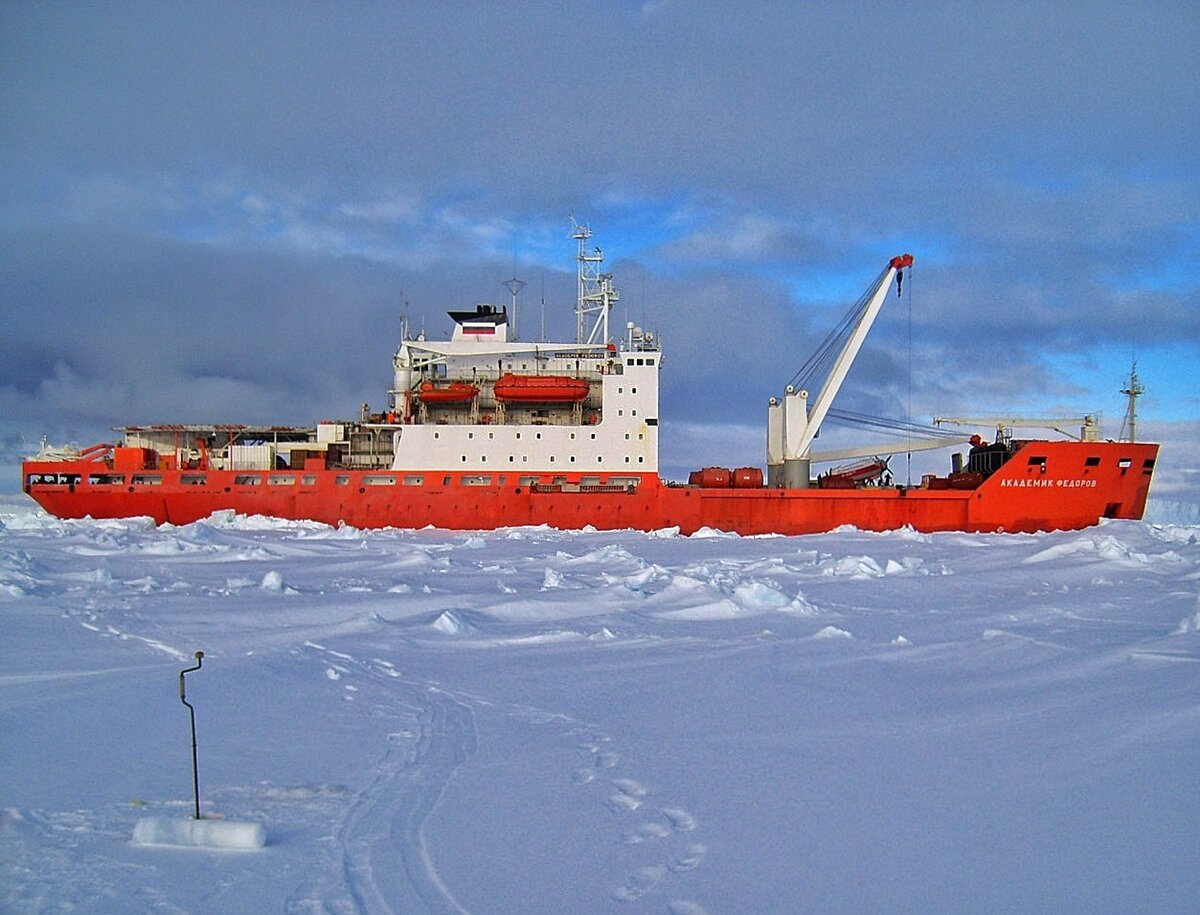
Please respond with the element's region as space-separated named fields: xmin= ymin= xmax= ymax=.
xmin=24 ymin=441 xmax=1158 ymax=535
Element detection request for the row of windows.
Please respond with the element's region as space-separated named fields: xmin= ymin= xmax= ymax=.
xmin=456 ymin=454 xmax=646 ymax=465
xmin=1028 ymin=455 xmax=1153 ymax=470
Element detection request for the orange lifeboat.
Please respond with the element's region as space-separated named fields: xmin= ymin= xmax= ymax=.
xmin=493 ymin=374 xmax=590 ymax=403
xmin=417 ymin=381 xmax=479 ymax=404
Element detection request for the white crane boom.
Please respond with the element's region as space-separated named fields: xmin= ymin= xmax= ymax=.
xmin=792 ymin=255 xmax=914 ymax=459
xmin=933 ymin=415 xmax=1100 ymax=442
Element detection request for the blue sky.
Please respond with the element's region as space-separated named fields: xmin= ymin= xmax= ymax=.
xmin=2 ymin=1 xmax=1197 ymax=504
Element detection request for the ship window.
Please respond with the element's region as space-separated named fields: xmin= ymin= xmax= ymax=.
xmin=581 ymin=476 xmax=601 ymax=486
xmin=639 ymin=433 xmax=644 ymax=440
xmin=1118 ymin=458 xmax=1132 ymax=469
xmin=590 ymin=433 xmax=596 ymax=440
xmin=570 ymin=456 xmax=576 ymax=463
xmin=646 ymin=358 xmax=655 ymax=366
xmin=1084 ymin=456 xmax=1101 ymax=467
xmin=536 ymin=433 xmax=542 ymax=440
xmin=597 ymin=456 xmax=603 ymax=463
xmin=553 ymin=476 xmax=566 ymax=485
xmin=638 ymin=457 xmax=644 ymax=463
xmin=549 ymin=455 xmax=555 ymax=463
xmin=1027 ymin=456 xmax=1047 ymax=466
xmin=570 ymin=433 xmax=576 ymax=440
xmin=462 ymin=455 xmax=467 ymax=462
xmin=627 ymin=359 xmax=635 ymax=366
xmin=462 ymin=475 xmax=492 ymax=486
xmin=403 ymin=475 xmax=424 ymax=486
xmin=335 ymin=475 xmax=350 ymax=485
xmin=519 ymin=476 xmax=538 ymax=485
xmin=481 ymin=455 xmax=487 ymax=463
xmin=269 ymin=474 xmax=295 ymax=485
xmin=618 ymin=387 xmax=624 ymax=394
xmin=488 ymin=432 xmax=494 ymax=439
xmin=625 ymin=456 xmax=630 ymax=463
xmin=443 ymin=475 xmax=452 ymax=485
xmin=132 ymin=474 xmax=163 ymax=485
xmin=434 ymin=432 xmax=440 ymax=440
xmin=632 ymin=410 xmax=637 ymax=416
xmin=362 ymin=474 xmax=396 ymax=486
xmin=1143 ymin=458 xmax=1155 ymax=468
xmin=180 ymin=474 xmax=206 ymax=486
xmin=233 ymin=474 xmax=260 ymax=486
xmin=302 ymin=474 xmax=317 ymax=485
xmin=88 ymin=473 xmax=126 ymax=485
xmin=618 ymin=410 xmax=623 ymax=416
xmin=516 ymin=432 xmax=522 ymax=440
xmin=647 ymin=418 xmax=658 ymax=426
xmin=498 ymin=475 xmax=506 ymax=486
xmin=632 ymin=387 xmax=637 ymax=394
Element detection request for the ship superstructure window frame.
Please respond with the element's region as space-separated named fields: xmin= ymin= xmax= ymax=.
xmin=132 ymin=474 xmax=163 ymax=486
xmin=89 ymin=473 xmax=127 ymax=485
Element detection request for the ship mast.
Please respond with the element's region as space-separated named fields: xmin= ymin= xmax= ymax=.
xmin=1120 ymin=360 xmax=1144 ymax=443
xmin=572 ymin=218 xmax=618 ymax=345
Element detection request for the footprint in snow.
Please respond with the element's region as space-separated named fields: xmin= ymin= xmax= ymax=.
xmin=572 ymin=738 xmax=619 ymax=786
xmin=607 ymin=778 xmax=647 ymax=813
xmin=610 ymin=865 xmax=666 ymax=903
xmin=668 ymin=901 xmax=711 ymax=915
xmin=662 ymin=806 xmax=697 ymax=832
xmin=668 ymin=843 xmax=707 ymax=873
xmin=623 ymin=821 xmax=672 ymax=844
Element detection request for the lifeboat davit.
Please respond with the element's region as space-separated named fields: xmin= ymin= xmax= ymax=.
xmin=493 ymin=373 xmax=590 ymax=403
xmin=417 ymin=381 xmax=480 ymax=404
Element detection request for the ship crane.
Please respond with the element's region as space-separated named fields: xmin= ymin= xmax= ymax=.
xmin=768 ymin=254 xmax=915 ymax=488
xmin=932 ymin=415 xmax=1101 ymax=443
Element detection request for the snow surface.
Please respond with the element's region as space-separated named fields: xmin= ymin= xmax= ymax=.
xmin=2 ymin=501 xmax=1199 ymax=913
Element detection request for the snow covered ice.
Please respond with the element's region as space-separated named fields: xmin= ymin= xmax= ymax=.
xmin=2 ymin=499 xmax=1199 ymax=913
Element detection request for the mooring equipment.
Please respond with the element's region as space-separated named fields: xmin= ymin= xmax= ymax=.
xmin=179 ymin=650 xmax=204 ymax=819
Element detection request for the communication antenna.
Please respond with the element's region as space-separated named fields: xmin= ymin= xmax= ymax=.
xmin=503 ymin=276 xmax=526 ymax=340
xmin=540 ymin=271 xmax=547 ymax=342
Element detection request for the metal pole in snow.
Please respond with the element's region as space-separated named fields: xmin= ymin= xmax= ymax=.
xmin=179 ymin=651 xmax=204 ymax=819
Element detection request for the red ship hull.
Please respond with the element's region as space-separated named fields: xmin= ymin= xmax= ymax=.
xmin=23 ymin=440 xmax=1157 ymax=535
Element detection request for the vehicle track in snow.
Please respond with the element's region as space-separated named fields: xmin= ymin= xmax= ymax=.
xmin=288 ymin=646 xmax=478 ymax=915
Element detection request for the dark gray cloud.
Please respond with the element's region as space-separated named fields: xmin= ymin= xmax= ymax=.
xmin=2 ymin=1 xmax=1197 ymax=500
